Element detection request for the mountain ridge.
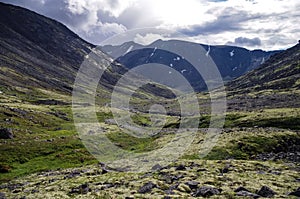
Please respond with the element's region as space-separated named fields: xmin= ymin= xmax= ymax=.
xmin=101 ymin=39 xmax=280 ymax=91
xmin=228 ymin=41 xmax=300 ymax=92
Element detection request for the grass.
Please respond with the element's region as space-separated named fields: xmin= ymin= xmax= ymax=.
xmin=1 ymin=86 xmax=300 ymax=190
xmin=200 ymin=131 xmax=300 ymax=160
xmin=106 ymin=131 xmax=158 ymax=152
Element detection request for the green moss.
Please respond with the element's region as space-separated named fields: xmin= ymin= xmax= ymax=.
xmin=204 ymin=134 xmax=300 ymax=160
xmin=106 ymin=131 xmax=158 ymax=153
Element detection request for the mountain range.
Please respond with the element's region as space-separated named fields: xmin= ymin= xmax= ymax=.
xmin=101 ymin=40 xmax=280 ymax=91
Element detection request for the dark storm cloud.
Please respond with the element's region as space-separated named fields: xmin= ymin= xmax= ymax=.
xmin=227 ymin=37 xmax=261 ymax=47
xmin=179 ymin=8 xmax=261 ymax=36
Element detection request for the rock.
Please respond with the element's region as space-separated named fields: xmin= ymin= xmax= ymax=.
xmin=70 ymin=183 xmax=90 ymax=194
xmin=101 ymin=168 xmax=109 ymax=174
xmin=257 ymin=186 xmax=276 ymax=197
xmin=100 ymin=183 xmax=114 ymax=190
xmin=138 ymin=182 xmax=156 ymax=194
xmin=185 ymin=181 xmax=199 ymax=190
xmin=288 ymin=187 xmax=300 ymax=197
xmin=236 ymin=190 xmax=260 ymax=198
xmin=220 ymin=164 xmax=231 ymax=174
xmin=0 ymin=128 xmax=13 ymax=139
xmin=64 ymin=170 xmax=81 ymax=179
xmin=194 ymin=186 xmax=221 ymax=197
xmin=175 ymin=164 xmax=186 ymax=171
xmin=0 ymin=192 xmax=6 ymax=199
xmin=125 ymin=196 xmax=134 ymax=199
xmin=234 ymin=186 xmax=251 ymax=192
xmin=151 ymin=164 xmax=163 ymax=171
xmin=177 ymin=183 xmax=191 ymax=193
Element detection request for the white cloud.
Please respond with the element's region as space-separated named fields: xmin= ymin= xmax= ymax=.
xmin=3 ymin=0 xmax=300 ymax=49
xmin=133 ymin=33 xmax=165 ymax=45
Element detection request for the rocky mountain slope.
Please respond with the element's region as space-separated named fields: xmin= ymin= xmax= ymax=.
xmin=0 ymin=2 xmax=175 ymax=100
xmin=101 ymin=40 xmax=280 ymax=91
xmin=0 ymin=2 xmax=95 ymax=93
xmin=228 ymin=42 xmax=300 ymax=92
xmin=226 ymin=42 xmax=300 ymax=111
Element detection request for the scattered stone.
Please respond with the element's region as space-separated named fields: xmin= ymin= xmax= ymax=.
xmin=185 ymin=181 xmax=199 ymax=190
xmin=197 ymin=168 xmax=207 ymax=172
xmin=101 ymin=168 xmax=109 ymax=174
xmin=64 ymin=170 xmax=81 ymax=179
xmin=175 ymin=164 xmax=186 ymax=171
xmin=151 ymin=164 xmax=163 ymax=171
xmin=194 ymin=186 xmax=221 ymax=197
xmin=0 ymin=192 xmax=6 ymax=199
xmin=105 ymin=119 xmax=116 ymax=125
xmin=70 ymin=183 xmax=90 ymax=194
xmin=138 ymin=182 xmax=156 ymax=194
xmin=0 ymin=128 xmax=13 ymax=139
xmin=288 ymin=187 xmax=300 ymax=197
xmin=236 ymin=190 xmax=260 ymax=198
xmin=31 ymin=189 xmax=39 ymax=194
xmin=257 ymin=186 xmax=276 ymax=197
xmin=100 ymin=183 xmax=114 ymax=190
xmin=220 ymin=164 xmax=231 ymax=174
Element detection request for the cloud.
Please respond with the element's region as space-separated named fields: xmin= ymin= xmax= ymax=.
xmin=133 ymin=33 xmax=165 ymax=45
xmin=1 ymin=0 xmax=300 ymax=50
xmin=227 ymin=37 xmax=261 ymax=47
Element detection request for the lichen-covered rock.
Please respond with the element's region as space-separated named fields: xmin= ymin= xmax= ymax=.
xmin=257 ymin=186 xmax=276 ymax=197
xmin=194 ymin=186 xmax=221 ymax=197
xmin=138 ymin=182 xmax=156 ymax=194
xmin=185 ymin=181 xmax=199 ymax=190
xmin=236 ymin=190 xmax=260 ymax=198
xmin=288 ymin=187 xmax=300 ymax=197
xmin=69 ymin=183 xmax=90 ymax=194
xmin=0 ymin=192 xmax=6 ymax=199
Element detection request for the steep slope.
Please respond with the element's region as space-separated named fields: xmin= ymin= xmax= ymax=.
xmin=0 ymin=2 xmax=96 ymax=93
xmin=228 ymin=42 xmax=300 ymax=92
xmin=0 ymin=2 xmax=176 ymax=100
xmin=101 ymin=40 xmax=279 ymax=91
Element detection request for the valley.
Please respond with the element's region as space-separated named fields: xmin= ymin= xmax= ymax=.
xmin=0 ymin=2 xmax=299 ymax=199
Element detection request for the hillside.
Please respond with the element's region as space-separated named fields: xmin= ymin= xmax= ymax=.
xmin=0 ymin=2 xmax=96 ymax=93
xmin=228 ymin=42 xmax=300 ymax=92
xmin=226 ymin=42 xmax=300 ymax=111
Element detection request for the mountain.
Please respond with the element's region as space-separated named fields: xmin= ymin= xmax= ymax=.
xmin=101 ymin=40 xmax=280 ymax=91
xmin=0 ymin=2 xmax=138 ymax=96
xmin=228 ymin=42 xmax=300 ymax=92
xmin=226 ymin=42 xmax=300 ymax=111
xmin=0 ymin=2 xmax=95 ymax=93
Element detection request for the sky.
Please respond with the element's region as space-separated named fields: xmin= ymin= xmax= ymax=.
xmin=1 ymin=0 xmax=300 ymax=50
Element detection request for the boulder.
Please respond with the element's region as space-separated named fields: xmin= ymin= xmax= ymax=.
xmin=0 ymin=128 xmax=13 ymax=139
xmin=138 ymin=182 xmax=156 ymax=194
xmin=194 ymin=186 xmax=221 ymax=197
xmin=257 ymin=186 xmax=276 ymax=197
xmin=288 ymin=187 xmax=300 ymax=197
